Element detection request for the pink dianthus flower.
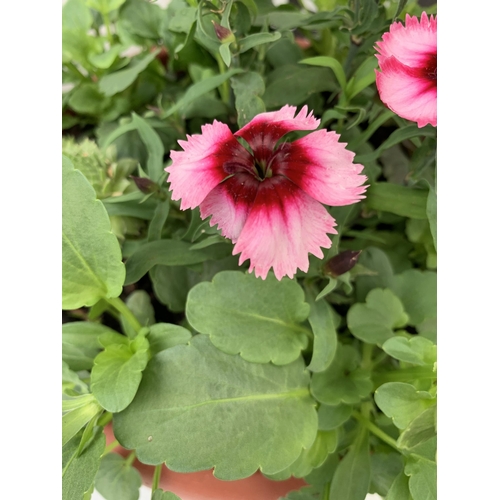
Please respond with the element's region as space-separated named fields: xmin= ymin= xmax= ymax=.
xmin=166 ymin=105 xmax=367 ymax=280
xmin=375 ymin=12 xmax=437 ymax=128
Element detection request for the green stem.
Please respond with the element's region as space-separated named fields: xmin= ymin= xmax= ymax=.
xmin=125 ymin=451 xmax=137 ymax=467
xmin=215 ymin=54 xmax=230 ymax=105
xmin=103 ymin=439 xmax=119 ymax=456
xmin=322 ymin=482 xmax=330 ymax=500
xmin=151 ymin=464 xmax=163 ymax=493
xmin=361 ymin=343 xmax=374 ymax=371
xmin=105 ymin=297 xmax=142 ymax=336
xmin=352 ymin=411 xmax=400 ymax=452
xmin=102 ymin=11 xmax=113 ymax=44
xmin=97 ymin=411 xmax=113 ymax=427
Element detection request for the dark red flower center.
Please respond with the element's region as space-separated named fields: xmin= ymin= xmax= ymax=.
xmin=420 ymin=52 xmax=437 ymax=82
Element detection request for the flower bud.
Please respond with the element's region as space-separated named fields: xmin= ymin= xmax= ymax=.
xmin=212 ymin=21 xmax=236 ymax=43
xmin=324 ymin=250 xmax=362 ymax=278
xmin=130 ymin=176 xmax=159 ymax=194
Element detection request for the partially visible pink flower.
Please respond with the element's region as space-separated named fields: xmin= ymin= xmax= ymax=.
xmin=375 ymin=12 xmax=437 ymax=128
xmin=166 ymin=105 xmax=367 ymax=280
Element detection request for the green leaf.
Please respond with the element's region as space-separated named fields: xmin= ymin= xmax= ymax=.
xmin=98 ymin=51 xmax=159 ymax=97
xmin=238 ymin=32 xmax=281 ymax=53
xmin=130 ymin=113 xmax=165 ymax=182
xmin=426 ymin=185 xmax=437 ymax=249
xmin=365 ymin=183 xmax=428 ymax=219
xmin=394 ymin=0 xmax=408 ymax=18
xmin=306 ymin=294 xmax=337 ymax=373
xmin=162 ymin=68 xmax=244 ymax=118
xmin=346 ymin=57 xmax=378 ymax=100
xmin=386 ymin=471 xmax=412 ymax=500
xmin=113 ymin=335 xmax=317 ymax=480
xmin=88 ymin=45 xmax=124 ymax=69
xmin=347 ymin=288 xmax=408 ymax=345
xmin=62 ymin=156 xmax=125 ymax=310
xmin=355 ymin=247 xmax=394 ymax=302
xmin=311 ymin=344 xmax=372 ymax=405
xmin=370 ymin=452 xmax=404 ymax=497
xmin=120 ymin=290 xmax=156 ymax=337
xmin=62 ymin=322 xmax=116 ymax=371
xmin=91 ymin=335 xmax=150 ymax=412
xmin=63 ymin=0 xmax=93 ymax=31
xmin=405 ymin=457 xmax=437 ymax=500
xmin=120 ymin=0 xmax=162 ymax=39
xmin=382 ymin=336 xmax=436 ymax=366
xmin=356 ymin=125 xmax=436 ymax=164
xmin=389 ymin=269 xmax=437 ymax=326
xmin=317 ymin=404 xmax=352 ymax=431
xmin=95 ymin=454 xmax=142 ymax=500
xmin=86 ymin=0 xmax=126 ymax=14
xmin=152 ymin=490 xmax=182 ymax=500
xmin=102 ymin=191 xmax=158 ymax=219
xmin=279 ymin=485 xmax=322 ymax=500
xmin=263 ymin=64 xmax=336 ymax=108
xmin=329 ymin=429 xmax=371 ymax=500
xmin=63 ymin=398 xmax=103 ymax=446
xmin=148 ymin=323 xmax=192 ymax=355
xmin=315 ymin=277 xmax=337 ymax=301
xmin=62 ymin=431 xmax=106 ymax=500
xmin=397 ymin=405 xmax=437 ymax=451
xmin=269 ymin=429 xmax=338 ymax=479
xmin=374 ymin=382 xmax=435 ymax=429
xmin=219 ymin=42 xmax=232 ymax=67
xmin=186 ymin=271 xmax=310 ymax=365
xmin=300 ymin=56 xmax=347 ymax=92
xmin=63 ymin=362 xmax=89 ymax=394
xmin=124 ymin=239 xmax=231 ymax=284
xmin=231 ymin=72 xmax=266 ymax=127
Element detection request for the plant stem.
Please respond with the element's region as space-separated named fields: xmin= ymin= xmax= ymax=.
xmin=103 ymin=439 xmax=119 ymax=456
xmin=352 ymin=411 xmax=400 ymax=452
xmin=215 ymin=54 xmax=231 ymax=105
xmin=361 ymin=343 xmax=374 ymax=370
xmin=125 ymin=451 xmax=137 ymax=467
xmin=105 ymin=297 xmax=142 ymax=336
xmin=152 ymin=464 xmax=163 ymax=492
xmin=102 ymin=11 xmax=113 ymax=44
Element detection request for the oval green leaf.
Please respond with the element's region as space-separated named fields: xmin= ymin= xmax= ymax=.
xmin=62 ymin=156 xmax=125 ymax=310
xmin=113 ymin=335 xmax=317 ymax=480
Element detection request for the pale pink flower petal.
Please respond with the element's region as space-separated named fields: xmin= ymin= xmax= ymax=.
xmin=166 ymin=120 xmax=254 ymax=210
xmin=376 ymin=56 xmax=437 ymax=128
xmin=235 ymin=105 xmax=320 ymax=163
xmin=272 ymin=129 xmax=368 ymax=206
xmin=374 ymin=12 xmax=437 ymax=128
xmin=233 ymin=177 xmax=337 ymax=280
xmin=199 ymin=173 xmax=260 ymax=243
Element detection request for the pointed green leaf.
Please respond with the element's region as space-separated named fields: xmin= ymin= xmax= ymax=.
xmin=62 ymin=431 xmax=106 ymax=500
xmin=91 ymin=335 xmax=150 ymax=412
xmin=113 ymin=335 xmax=317 ymax=480
xmin=306 ymin=295 xmax=337 ymax=373
xmin=186 ymin=271 xmax=310 ymax=364
xmin=426 ymin=186 xmax=437 ymax=249
xmin=374 ymin=382 xmax=435 ymax=429
xmin=95 ymin=454 xmax=142 ymax=500
xmin=370 ymin=452 xmax=404 ymax=497
xmin=347 ymin=288 xmax=408 ymax=345
xmin=238 ymin=32 xmax=281 ymax=53
xmin=120 ymin=290 xmax=156 ymax=338
xmin=63 ymin=0 xmax=93 ymax=30
xmin=382 ymin=336 xmax=436 ymax=366
xmin=329 ymin=430 xmax=371 ymax=500
xmin=63 ymin=398 xmax=103 ymax=446
xmin=397 ymin=405 xmax=437 ymax=451
xmin=300 ymin=56 xmax=347 ymax=91
xmin=62 ymin=156 xmax=125 ymax=310
xmin=124 ymin=239 xmax=231 ymax=285
xmin=152 ymin=491 xmax=182 ymax=500
xmin=86 ymin=0 xmax=126 ymax=14
xmin=311 ymin=344 xmax=372 ymax=405
xmin=98 ymin=51 xmax=159 ymax=96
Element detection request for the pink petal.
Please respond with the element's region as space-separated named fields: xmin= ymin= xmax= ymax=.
xmin=235 ymin=105 xmax=320 ymax=163
xmin=166 ymin=120 xmax=254 ymax=210
xmin=199 ymin=173 xmax=260 ymax=243
xmin=376 ymin=56 xmax=437 ymax=128
xmin=375 ymin=13 xmax=437 ymax=68
xmin=233 ymin=177 xmax=337 ymax=280
xmin=271 ymin=130 xmax=368 ymax=206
